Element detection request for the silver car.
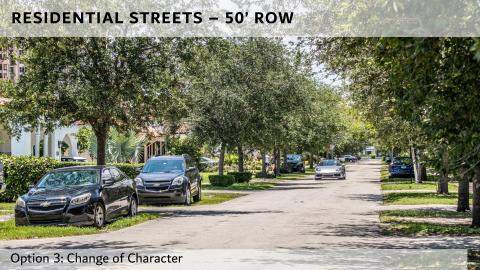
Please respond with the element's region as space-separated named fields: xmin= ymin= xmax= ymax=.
xmin=315 ymin=160 xmax=346 ymax=180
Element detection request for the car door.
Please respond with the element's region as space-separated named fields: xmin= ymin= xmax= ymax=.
xmin=101 ymin=168 xmax=123 ymax=219
xmin=109 ymin=168 xmax=130 ymax=215
xmin=185 ymin=157 xmax=200 ymax=195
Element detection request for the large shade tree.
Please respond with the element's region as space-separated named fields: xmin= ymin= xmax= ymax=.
xmin=0 ymin=37 xmax=192 ymax=165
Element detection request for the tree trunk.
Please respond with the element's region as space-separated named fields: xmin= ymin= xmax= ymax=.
xmin=237 ymin=144 xmax=244 ymax=173
xmin=411 ymin=146 xmax=419 ymax=183
xmin=218 ymin=142 xmax=226 ymax=176
xmin=420 ymin=163 xmax=427 ymax=182
xmin=437 ymin=150 xmax=449 ymax=194
xmin=309 ymin=153 xmax=314 ymax=169
xmin=472 ymin=167 xmax=480 ymax=227
xmin=261 ymin=151 xmax=267 ymax=175
xmin=437 ymin=174 xmax=449 ymax=194
xmin=93 ymin=124 xmax=108 ymax=165
xmin=274 ymin=147 xmax=281 ymax=176
xmin=457 ymin=168 xmax=470 ymax=212
xmin=283 ymin=150 xmax=288 ymax=168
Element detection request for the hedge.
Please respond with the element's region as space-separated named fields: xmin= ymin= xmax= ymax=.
xmin=227 ymin=172 xmax=253 ymax=183
xmin=255 ymin=172 xmax=276 ymax=179
xmin=208 ymin=175 xmax=235 ymax=186
xmin=0 ymin=155 xmax=143 ymax=202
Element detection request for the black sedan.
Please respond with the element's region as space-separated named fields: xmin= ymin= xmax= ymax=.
xmin=15 ymin=166 xmax=138 ymax=228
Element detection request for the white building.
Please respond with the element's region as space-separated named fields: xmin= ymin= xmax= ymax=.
xmin=0 ymin=123 xmax=81 ymax=160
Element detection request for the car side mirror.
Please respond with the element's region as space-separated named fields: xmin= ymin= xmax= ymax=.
xmin=135 ymin=167 xmax=143 ymax=173
xmin=28 ymin=184 xmax=35 ymax=189
xmin=102 ymin=178 xmax=114 ymax=186
xmin=187 ymin=167 xmax=196 ymax=172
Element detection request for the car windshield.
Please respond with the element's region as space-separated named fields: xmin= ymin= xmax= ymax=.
xmin=37 ymin=170 xmax=99 ymax=189
xmin=319 ymin=160 xmax=337 ymax=166
xmin=287 ymin=155 xmax=301 ymax=161
xmin=392 ymin=158 xmax=413 ymax=165
xmin=143 ymin=159 xmax=185 ymax=173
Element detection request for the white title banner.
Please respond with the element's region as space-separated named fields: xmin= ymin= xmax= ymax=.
xmin=1 ymin=0 xmax=480 ymax=37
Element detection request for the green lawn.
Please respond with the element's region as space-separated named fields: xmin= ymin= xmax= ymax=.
xmin=383 ymin=192 xmax=470 ymax=205
xmin=203 ymin=182 xmax=276 ymax=191
xmin=0 ymin=213 xmax=159 ymax=240
xmin=383 ymin=222 xmax=480 ymax=236
xmin=193 ymin=193 xmax=245 ymax=205
xmin=0 ymin=203 xmax=15 ymax=211
xmin=200 ymin=172 xmax=216 ymax=184
xmin=276 ymin=169 xmax=314 ymax=180
xmin=380 ymin=209 xmax=471 ymax=219
xmin=381 ymin=182 xmax=458 ymax=191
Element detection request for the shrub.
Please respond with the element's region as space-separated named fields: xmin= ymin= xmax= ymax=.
xmin=53 ymin=162 xmax=143 ymax=179
xmin=0 ymin=156 xmax=58 ymax=202
xmin=227 ymin=172 xmax=253 ymax=183
xmin=255 ymin=172 xmax=276 ymax=179
xmin=209 ymin=175 xmax=235 ymax=186
xmin=0 ymin=155 xmax=144 ymax=202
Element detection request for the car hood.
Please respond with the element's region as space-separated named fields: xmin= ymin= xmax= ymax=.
xmin=137 ymin=172 xmax=184 ymax=181
xmin=316 ymin=166 xmax=341 ymax=171
xmin=26 ymin=185 xmax=96 ymax=201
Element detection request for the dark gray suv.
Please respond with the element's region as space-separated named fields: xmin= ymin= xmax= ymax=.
xmin=135 ymin=155 xmax=201 ymax=205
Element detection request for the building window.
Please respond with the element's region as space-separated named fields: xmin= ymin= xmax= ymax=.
xmin=19 ymin=66 xmax=25 ymax=74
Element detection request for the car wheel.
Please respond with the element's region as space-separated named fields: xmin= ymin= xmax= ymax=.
xmin=193 ymin=183 xmax=202 ymax=202
xmin=128 ymin=196 xmax=138 ymax=217
xmin=184 ymin=186 xmax=192 ymax=206
xmin=93 ymin=203 xmax=106 ymax=228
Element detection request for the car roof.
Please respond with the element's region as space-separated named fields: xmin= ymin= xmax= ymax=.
xmin=52 ymin=165 xmax=108 ymax=172
xmin=149 ymin=155 xmax=185 ymax=160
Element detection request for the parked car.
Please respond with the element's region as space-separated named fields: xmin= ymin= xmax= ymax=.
xmin=339 ymin=155 xmax=357 ymax=163
xmin=135 ymin=155 xmax=201 ymax=205
xmin=286 ymin=154 xmax=305 ymax=173
xmin=15 ymin=166 xmax=137 ymax=228
xmin=389 ymin=157 xmax=414 ymax=178
xmin=199 ymin=156 xmax=217 ymax=171
xmin=315 ymin=159 xmax=346 ymax=180
xmin=61 ymin=156 xmax=87 ymax=162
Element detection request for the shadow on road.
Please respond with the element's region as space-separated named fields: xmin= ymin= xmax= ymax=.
xmin=5 ymin=240 xmax=160 ymax=249
xmin=142 ymin=209 xmax=285 ymax=217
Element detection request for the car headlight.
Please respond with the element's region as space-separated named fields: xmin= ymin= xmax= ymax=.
xmin=336 ymin=168 xmax=342 ymax=172
xmin=315 ymin=167 xmax=322 ymax=172
xmin=70 ymin=193 xmax=91 ymax=205
xmin=16 ymin=197 xmax=25 ymax=208
xmin=135 ymin=177 xmax=144 ymax=186
xmin=171 ymin=176 xmax=184 ymax=186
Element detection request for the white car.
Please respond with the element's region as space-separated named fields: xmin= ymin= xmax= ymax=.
xmin=315 ymin=160 xmax=346 ymax=180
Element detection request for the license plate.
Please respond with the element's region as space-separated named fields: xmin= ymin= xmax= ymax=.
xmin=401 ymin=166 xmax=406 ymax=169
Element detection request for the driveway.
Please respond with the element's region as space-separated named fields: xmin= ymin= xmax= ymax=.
xmin=1 ymin=160 xmax=480 ymax=249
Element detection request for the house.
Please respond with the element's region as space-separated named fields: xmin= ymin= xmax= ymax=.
xmin=140 ymin=124 xmax=188 ymax=162
xmin=0 ymin=48 xmax=83 ymax=160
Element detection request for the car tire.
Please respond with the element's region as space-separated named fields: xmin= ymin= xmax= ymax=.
xmin=93 ymin=203 xmax=106 ymax=228
xmin=193 ymin=183 xmax=202 ymax=202
xmin=184 ymin=186 xmax=192 ymax=206
xmin=128 ymin=196 xmax=138 ymax=217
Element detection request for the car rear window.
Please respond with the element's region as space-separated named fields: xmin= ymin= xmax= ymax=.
xmin=392 ymin=158 xmax=413 ymax=165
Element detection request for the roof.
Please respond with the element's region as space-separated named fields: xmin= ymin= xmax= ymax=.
xmin=53 ymin=165 xmax=107 ymax=171
xmin=148 ymin=155 xmax=185 ymax=160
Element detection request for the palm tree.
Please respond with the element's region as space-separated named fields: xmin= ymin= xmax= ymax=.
xmin=87 ymin=128 xmax=146 ymax=163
